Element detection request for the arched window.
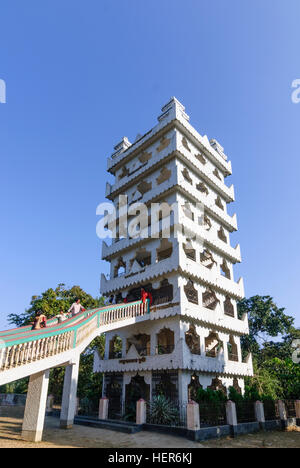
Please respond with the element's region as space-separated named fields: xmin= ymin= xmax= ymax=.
xmin=208 ymin=377 xmax=227 ymax=395
xmin=188 ymin=373 xmax=202 ymax=400
xmin=182 ymin=167 xmax=193 ymax=184
xmin=183 ymin=239 xmax=196 ymax=261
xmin=215 ymin=196 xmax=224 ymax=211
xmin=195 ymin=153 xmax=206 ymax=165
xmin=156 ymin=328 xmax=175 ymax=355
xmin=156 ymin=166 xmax=172 ymax=185
xmin=156 ymin=239 xmax=173 ymax=262
xmin=184 ymin=280 xmax=198 ymax=305
xmin=224 ymin=296 xmax=235 ymax=317
xmin=217 ymin=226 xmax=227 ymax=243
xmin=185 ymin=325 xmax=200 ymax=355
xmin=200 ymin=249 xmax=215 ymax=269
xmin=182 ymin=137 xmax=191 ymax=152
xmin=220 ymin=260 xmax=231 ymax=279
xmin=205 ymin=332 xmax=223 ymax=358
xmin=227 ymin=336 xmax=239 ymax=362
xmin=109 ymin=336 xmax=123 ymax=359
xmin=114 ymin=257 xmax=126 ymax=278
xmin=196 ymin=182 xmax=209 ymax=195
xmin=202 ymin=288 xmax=219 ymax=310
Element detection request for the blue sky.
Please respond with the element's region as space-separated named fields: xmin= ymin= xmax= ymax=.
xmin=0 ymin=0 xmax=299 ymax=330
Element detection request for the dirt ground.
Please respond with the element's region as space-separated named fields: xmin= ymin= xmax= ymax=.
xmin=0 ymin=416 xmax=299 ymax=448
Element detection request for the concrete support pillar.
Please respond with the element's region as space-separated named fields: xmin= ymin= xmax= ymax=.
xmin=226 ymin=400 xmax=237 ymax=426
xmin=255 ymin=401 xmax=265 ymax=425
xmin=136 ymin=399 xmax=147 ymax=425
xmin=178 ymin=370 xmax=188 ymax=404
xmin=98 ymin=397 xmax=109 ymax=420
xmin=278 ymin=400 xmax=287 ymax=420
xmin=60 ymin=356 xmax=80 ymax=429
xmin=187 ymin=400 xmax=200 ymax=431
xmin=21 ymin=370 xmax=50 ymax=442
xmin=295 ymin=400 xmax=300 ymax=426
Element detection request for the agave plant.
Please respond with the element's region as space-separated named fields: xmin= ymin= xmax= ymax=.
xmin=149 ymin=395 xmax=179 ymax=426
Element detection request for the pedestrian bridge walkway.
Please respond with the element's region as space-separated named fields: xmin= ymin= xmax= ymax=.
xmin=0 ymin=300 xmax=148 ymax=386
xmin=0 ymin=300 xmax=149 ymax=442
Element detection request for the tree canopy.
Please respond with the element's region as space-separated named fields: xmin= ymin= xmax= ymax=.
xmin=8 ymin=283 xmax=104 ymax=327
xmin=238 ymin=295 xmax=300 ymax=399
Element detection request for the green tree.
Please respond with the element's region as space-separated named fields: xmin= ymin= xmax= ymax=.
xmin=8 ymin=283 xmax=104 ymax=327
xmin=5 ymin=284 xmax=105 ymax=404
xmin=238 ymin=295 xmax=294 ymax=362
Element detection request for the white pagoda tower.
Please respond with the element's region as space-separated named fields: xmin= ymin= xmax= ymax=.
xmin=94 ymin=97 xmax=253 ymax=417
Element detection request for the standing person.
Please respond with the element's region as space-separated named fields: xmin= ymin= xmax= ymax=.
xmin=31 ymin=311 xmax=47 ymax=330
xmin=68 ymin=298 xmax=85 ymax=317
xmin=140 ymin=288 xmax=152 ymax=312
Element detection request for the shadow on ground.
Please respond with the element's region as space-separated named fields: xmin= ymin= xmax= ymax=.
xmin=0 ymin=416 xmax=299 ymax=448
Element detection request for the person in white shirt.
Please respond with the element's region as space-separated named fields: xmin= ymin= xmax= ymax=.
xmin=68 ymin=298 xmax=85 ymax=317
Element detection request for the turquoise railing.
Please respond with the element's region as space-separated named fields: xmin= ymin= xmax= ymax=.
xmin=0 ymin=300 xmax=149 ymax=372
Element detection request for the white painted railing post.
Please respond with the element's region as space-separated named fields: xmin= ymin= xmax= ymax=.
xmin=187 ymin=400 xmax=200 ymax=431
xmin=98 ymin=397 xmax=109 ymax=420
xmin=295 ymin=400 xmax=300 ymax=425
xmin=136 ymin=399 xmax=147 ymax=425
xmin=21 ymin=370 xmax=50 ymax=442
xmin=226 ymin=400 xmax=237 ymax=426
xmin=255 ymin=401 xmax=265 ymax=425
xmin=278 ymin=400 xmax=287 ymax=421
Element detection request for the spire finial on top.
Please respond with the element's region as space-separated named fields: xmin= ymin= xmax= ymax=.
xmin=158 ymin=97 xmax=190 ymax=122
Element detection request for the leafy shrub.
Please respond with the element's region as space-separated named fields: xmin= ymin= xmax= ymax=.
xmin=195 ymin=388 xmax=227 ymax=403
xmin=148 ymin=395 xmax=179 ymax=425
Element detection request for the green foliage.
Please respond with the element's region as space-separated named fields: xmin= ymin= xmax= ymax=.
xmin=148 ymin=395 xmax=179 ymax=425
xmin=195 ymin=387 xmax=227 ymax=403
xmin=262 ymin=358 xmax=300 ymax=399
xmin=238 ymin=295 xmax=294 ymax=360
xmin=0 ymin=378 xmax=28 ymax=395
xmin=244 ymin=362 xmax=280 ymax=400
xmin=8 ymin=283 xmax=104 ymax=327
xmin=238 ymin=295 xmax=300 ymax=400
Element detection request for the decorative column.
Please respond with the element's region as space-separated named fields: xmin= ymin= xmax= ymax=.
xmin=60 ymin=356 xmax=80 ymax=429
xmin=295 ymin=400 xmax=300 ymax=426
xmin=277 ymin=400 xmax=287 ymax=429
xmin=226 ymin=400 xmax=237 ymax=437
xmin=187 ymin=400 xmax=200 ymax=431
xmin=278 ymin=400 xmax=287 ymax=420
xmin=21 ymin=370 xmax=50 ymax=442
xmin=98 ymin=397 xmax=109 ymax=420
xmin=255 ymin=401 xmax=265 ymax=428
xmin=136 ymin=399 xmax=147 ymax=425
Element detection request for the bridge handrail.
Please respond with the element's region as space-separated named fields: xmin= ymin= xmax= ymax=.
xmin=0 ymin=301 xmax=144 ymax=348
xmin=0 ymin=300 xmax=149 ymax=373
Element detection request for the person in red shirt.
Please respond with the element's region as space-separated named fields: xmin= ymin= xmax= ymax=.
xmin=141 ymin=288 xmax=152 ymax=311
